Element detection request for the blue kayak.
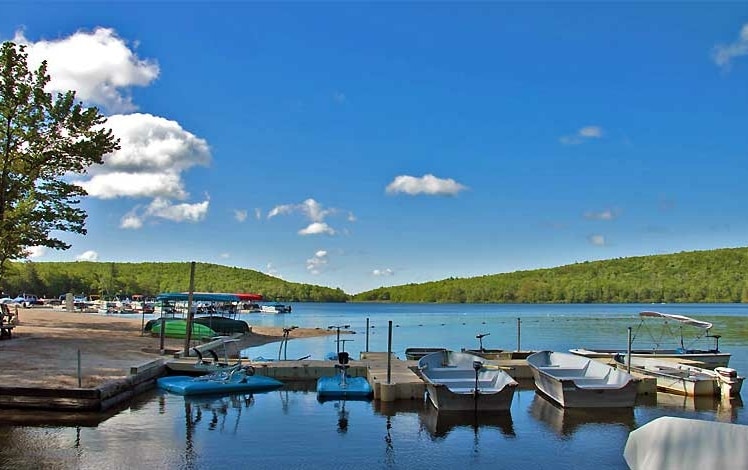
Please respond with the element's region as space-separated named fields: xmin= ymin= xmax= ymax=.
xmin=158 ymin=374 xmax=283 ymax=396
xmin=317 ymin=375 xmax=373 ymax=400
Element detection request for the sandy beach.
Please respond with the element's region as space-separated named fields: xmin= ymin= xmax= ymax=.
xmin=0 ymin=307 xmax=333 ymax=388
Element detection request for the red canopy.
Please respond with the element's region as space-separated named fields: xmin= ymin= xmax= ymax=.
xmin=236 ymin=293 xmax=263 ymax=301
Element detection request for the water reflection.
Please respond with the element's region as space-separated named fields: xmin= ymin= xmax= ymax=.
xmin=420 ymin=403 xmax=516 ymax=439
xmin=184 ymin=393 xmax=256 ymax=433
xmin=529 ymin=394 xmax=636 ymax=438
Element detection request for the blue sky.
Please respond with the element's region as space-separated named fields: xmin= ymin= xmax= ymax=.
xmin=2 ymin=3 xmax=748 ymax=294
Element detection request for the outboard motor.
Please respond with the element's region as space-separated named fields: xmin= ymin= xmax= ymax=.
xmin=473 ymin=360 xmax=483 ymax=398
xmin=714 ymin=367 xmax=742 ymax=399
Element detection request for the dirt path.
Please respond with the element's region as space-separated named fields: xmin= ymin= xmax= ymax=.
xmin=0 ymin=307 xmax=332 ymax=388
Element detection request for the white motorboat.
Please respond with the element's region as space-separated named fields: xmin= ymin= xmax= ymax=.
xmin=260 ymin=303 xmax=292 ymax=314
xmin=614 ymin=353 xmax=743 ymax=398
xmin=527 ymin=351 xmax=638 ymax=408
xmin=569 ymin=311 xmax=730 ymax=368
xmin=417 ymin=350 xmax=518 ymax=412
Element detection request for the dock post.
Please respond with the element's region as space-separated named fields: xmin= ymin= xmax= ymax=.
xmin=627 ymin=327 xmax=632 ymax=373
xmin=183 ymin=261 xmax=196 ymax=357
xmin=517 ymin=317 xmax=521 ymax=352
xmin=366 ymin=317 xmax=370 ymax=352
xmin=387 ymin=320 xmax=392 ymax=384
xmin=77 ymin=349 xmax=82 ymax=387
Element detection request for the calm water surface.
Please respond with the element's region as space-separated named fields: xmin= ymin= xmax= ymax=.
xmin=1 ymin=303 xmax=746 ymax=469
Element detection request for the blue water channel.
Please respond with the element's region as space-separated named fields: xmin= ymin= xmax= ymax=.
xmin=1 ymin=303 xmax=746 ymax=469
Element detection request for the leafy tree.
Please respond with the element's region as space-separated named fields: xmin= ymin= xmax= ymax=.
xmin=0 ymin=41 xmax=119 ymax=284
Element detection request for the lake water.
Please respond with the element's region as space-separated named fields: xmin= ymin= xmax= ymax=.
xmin=1 ymin=303 xmax=746 ymax=469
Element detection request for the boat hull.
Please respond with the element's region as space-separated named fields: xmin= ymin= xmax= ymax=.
xmin=316 ymin=376 xmax=373 ymax=400
xmin=157 ymin=374 xmax=283 ymax=396
xmin=150 ymin=319 xmax=217 ymax=339
xmin=418 ymin=350 xmax=518 ymax=412
xmin=614 ymin=354 xmax=741 ymax=397
xmin=405 ymin=347 xmax=447 ymax=361
xmin=527 ymin=351 xmax=638 ymax=408
xmin=569 ymin=348 xmax=731 ymax=368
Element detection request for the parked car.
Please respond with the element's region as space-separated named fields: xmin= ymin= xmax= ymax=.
xmin=13 ymin=294 xmax=40 ymax=308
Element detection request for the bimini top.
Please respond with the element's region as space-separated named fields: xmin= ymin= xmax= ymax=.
xmin=157 ymin=292 xmax=240 ymax=302
xmin=156 ymin=292 xmax=264 ymax=302
xmin=639 ymin=311 xmax=713 ymax=330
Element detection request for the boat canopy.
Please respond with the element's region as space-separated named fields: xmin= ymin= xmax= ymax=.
xmin=235 ymin=293 xmax=263 ymax=301
xmin=639 ymin=311 xmax=713 ymax=330
xmin=157 ymin=292 xmax=240 ymax=302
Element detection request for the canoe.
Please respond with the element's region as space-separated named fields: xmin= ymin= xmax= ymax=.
xmin=527 ymin=351 xmax=638 ymax=408
xmin=158 ymin=373 xmax=283 ymax=396
xmin=614 ymin=353 xmax=743 ymax=397
xmin=151 ymin=319 xmax=216 ymax=339
xmin=417 ymin=350 xmax=518 ymax=412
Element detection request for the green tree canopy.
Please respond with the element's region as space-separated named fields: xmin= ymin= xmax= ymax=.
xmin=0 ymin=41 xmax=119 ymax=283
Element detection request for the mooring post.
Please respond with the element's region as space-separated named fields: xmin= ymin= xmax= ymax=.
xmin=366 ymin=317 xmax=370 ymax=352
xmin=517 ymin=317 xmax=521 ymax=352
xmin=627 ymin=326 xmax=632 ymax=373
xmin=183 ymin=261 xmax=196 ymax=357
xmin=387 ymin=320 xmax=393 ymax=384
xmin=77 ymin=349 xmax=82 ymax=387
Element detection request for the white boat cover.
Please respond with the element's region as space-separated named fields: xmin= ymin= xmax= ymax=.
xmin=624 ymin=416 xmax=748 ymax=470
xmin=639 ymin=311 xmax=713 ymax=329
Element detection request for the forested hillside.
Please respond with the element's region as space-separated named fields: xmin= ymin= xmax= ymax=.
xmin=1 ymin=261 xmax=348 ymax=302
xmin=353 ymin=247 xmax=748 ymax=303
xmin=4 ymin=247 xmax=748 ymax=304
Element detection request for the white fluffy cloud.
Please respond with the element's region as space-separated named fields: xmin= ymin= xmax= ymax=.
xmin=588 ymin=234 xmax=606 ymax=246
xmin=306 ymin=250 xmax=328 ymax=275
xmin=25 ymin=246 xmax=47 ymax=259
xmin=76 ymin=250 xmax=99 ymax=261
xmin=120 ymin=197 xmax=209 ymax=229
xmin=299 ymin=222 xmax=335 ymax=236
xmin=234 ymin=210 xmax=248 ymax=222
xmin=560 ymin=126 xmax=604 ymax=145
xmin=372 ymin=268 xmax=394 ymax=276
xmin=16 ymin=29 xmax=212 ymax=230
xmin=385 ymin=174 xmax=467 ymax=196
xmin=76 ymin=113 xmax=210 ymax=200
xmin=14 ymin=28 xmax=159 ymax=113
xmin=268 ymin=198 xmax=350 ymax=236
xmin=713 ymin=23 xmax=748 ymax=69
xmin=584 ymin=209 xmax=616 ymax=221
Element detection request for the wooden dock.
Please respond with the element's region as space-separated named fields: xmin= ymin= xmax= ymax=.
xmin=166 ymin=350 xmax=549 ymax=402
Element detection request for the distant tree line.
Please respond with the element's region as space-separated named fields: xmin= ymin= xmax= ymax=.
xmin=5 ymin=247 xmax=748 ymax=304
xmin=352 ymin=247 xmax=748 ymax=304
xmin=1 ymin=261 xmax=349 ymax=302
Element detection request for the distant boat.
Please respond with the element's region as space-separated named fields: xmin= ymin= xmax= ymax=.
xmin=614 ymin=353 xmax=744 ymax=398
xmin=260 ymin=304 xmax=292 ymax=314
xmin=569 ymin=311 xmax=730 ymax=368
xmin=417 ymin=350 xmax=518 ymax=412
xmin=405 ymin=347 xmax=447 ymax=361
xmin=527 ymin=351 xmax=638 ymax=408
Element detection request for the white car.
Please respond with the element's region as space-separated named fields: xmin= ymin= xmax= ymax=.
xmin=13 ymin=294 xmax=39 ymax=308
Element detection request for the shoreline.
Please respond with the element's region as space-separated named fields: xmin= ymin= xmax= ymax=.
xmin=0 ymin=307 xmax=333 ymax=389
